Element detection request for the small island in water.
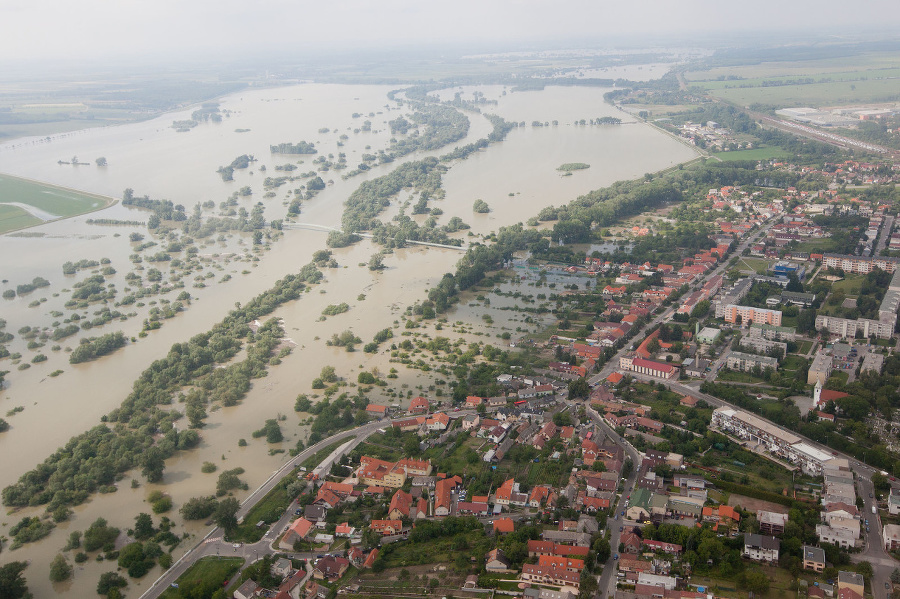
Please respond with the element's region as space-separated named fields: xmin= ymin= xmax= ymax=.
xmin=557 ymin=162 xmax=590 ymax=173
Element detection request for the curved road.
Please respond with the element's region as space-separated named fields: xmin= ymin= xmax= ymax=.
xmin=139 ymin=419 xmax=387 ymax=599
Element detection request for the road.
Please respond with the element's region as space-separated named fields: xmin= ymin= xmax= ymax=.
xmin=854 ymin=473 xmax=894 ymax=599
xmin=583 ymin=405 xmax=641 ymax=599
xmin=589 ymin=215 xmax=777 ymax=386
xmin=139 ymin=420 xmax=387 ymax=599
xmin=624 ymin=373 xmax=898 ymax=596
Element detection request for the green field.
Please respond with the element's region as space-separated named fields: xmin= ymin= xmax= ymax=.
xmin=703 ymin=77 xmax=900 ymax=108
xmin=0 ymin=173 xmax=114 ymax=233
xmin=714 ymin=147 xmax=789 ymax=162
xmin=685 ymin=52 xmax=900 ymax=81
xmin=0 ymin=204 xmax=42 ymax=232
xmin=159 ymin=556 xmax=243 ymax=598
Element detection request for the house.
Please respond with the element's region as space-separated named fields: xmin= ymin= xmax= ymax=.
xmin=803 ymin=545 xmax=826 ymax=572
xmin=347 ymin=547 xmax=364 ymax=568
xmin=494 ymin=478 xmax=516 ymax=506
xmin=304 ymin=504 xmax=326 ymax=522
xmin=889 ymin=489 xmax=900 ymax=515
xmin=838 ymin=571 xmax=864 ymax=596
xmin=314 ymin=556 xmax=349 ymax=580
xmin=457 ymin=501 xmax=489 ymax=516
xmin=366 ymin=403 xmax=387 ymax=417
xmin=272 ymin=557 xmax=294 ymax=578
xmin=426 ymin=412 xmax=450 ymax=431
xmin=284 ymin=517 xmax=314 ymax=546
xmin=362 ymin=548 xmax=379 ymax=569
xmin=743 ymin=533 xmax=780 ymax=563
xmin=335 ymin=523 xmax=355 ymax=537
xmin=642 ymin=540 xmax=682 ymax=554
xmin=538 ymin=555 xmax=584 ymax=573
xmin=434 ymin=475 xmax=461 ymax=516
xmin=485 ymin=548 xmax=512 ymax=572
xmin=521 ymin=564 xmax=581 ymax=589
xmin=370 ymin=520 xmax=403 ymax=536
xmin=528 ymin=540 xmax=590 ymax=559
xmin=758 ymin=510 xmax=788 ymax=536
xmin=409 ymin=396 xmax=430 ymax=414
xmin=621 ymin=531 xmax=643 ymax=554
xmin=494 ymin=517 xmax=515 ymax=534
xmin=461 ymin=413 xmax=480 ymax=431
xmin=234 ymin=580 xmax=259 ymax=599
xmin=883 ymin=523 xmax=900 ymax=551
xmin=389 ymin=489 xmax=413 ymax=520
xmin=466 ymin=396 xmax=483 ymax=408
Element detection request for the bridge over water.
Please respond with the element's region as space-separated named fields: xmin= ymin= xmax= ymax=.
xmin=283 ymin=221 xmax=468 ymax=252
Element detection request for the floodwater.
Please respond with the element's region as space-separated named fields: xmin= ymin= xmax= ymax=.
xmin=0 ymin=80 xmax=697 ymax=597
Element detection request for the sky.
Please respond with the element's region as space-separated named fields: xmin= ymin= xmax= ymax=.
xmin=1 ymin=0 xmax=899 ymax=67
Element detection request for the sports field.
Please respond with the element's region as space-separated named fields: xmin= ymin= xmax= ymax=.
xmin=0 ymin=173 xmax=113 ymax=233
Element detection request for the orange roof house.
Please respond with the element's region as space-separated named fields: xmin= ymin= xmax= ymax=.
xmin=493 ymin=517 xmax=515 ymax=534
xmin=370 ymin=520 xmax=403 ymax=535
xmin=362 ymin=548 xmax=379 ymax=569
xmin=284 ymin=517 xmax=314 ymax=545
xmin=409 ymin=396 xmax=430 ymax=413
xmin=388 ymin=489 xmax=413 ymax=520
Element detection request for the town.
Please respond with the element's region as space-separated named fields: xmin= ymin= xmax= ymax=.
xmin=164 ymin=151 xmax=900 ymax=599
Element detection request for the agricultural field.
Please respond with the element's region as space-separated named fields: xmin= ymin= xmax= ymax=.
xmin=684 ymin=52 xmax=900 ymax=82
xmin=705 ymin=78 xmax=900 ymax=109
xmin=0 ymin=173 xmax=113 ymax=233
xmin=684 ymin=51 xmax=900 ymax=108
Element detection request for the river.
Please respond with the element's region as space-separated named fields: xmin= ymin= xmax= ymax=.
xmin=0 ymin=80 xmax=697 ymax=597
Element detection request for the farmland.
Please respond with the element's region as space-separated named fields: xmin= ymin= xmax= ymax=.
xmin=0 ymin=173 xmax=114 ymax=233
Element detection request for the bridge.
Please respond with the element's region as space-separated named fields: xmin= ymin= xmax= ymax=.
xmin=282 ymin=221 xmax=468 ymax=252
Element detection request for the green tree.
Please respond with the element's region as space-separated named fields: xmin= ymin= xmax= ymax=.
xmin=49 ymin=554 xmax=73 ymax=582
xmin=141 ymin=446 xmax=166 ymax=483
xmin=568 ymin=378 xmax=590 ymax=400
xmin=96 ymin=571 xmax=127 ymax=595
xmin=134 ymin=513 xmax=154 ymax=540
xmin=0 ymin=561 xmax=30 ymax=598
xmin=214 ymin=496 xmax=240 ymax=532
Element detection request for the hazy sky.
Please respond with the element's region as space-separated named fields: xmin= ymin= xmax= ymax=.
xmin=2 ymin=0 xmax=898 ymax=66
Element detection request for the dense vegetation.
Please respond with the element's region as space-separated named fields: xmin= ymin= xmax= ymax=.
xmin=270 ymin=141 xmax=317 ymax=154
xmin=69 ymin=331 xmax=127 ymax=364
xmin=2 ymin=263 xmax=323 ymax=510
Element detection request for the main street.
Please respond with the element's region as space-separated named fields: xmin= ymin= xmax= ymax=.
xmin=590 ymin=215 xmax=775 ymax=386
xmin=585 ymin=405 xmax=641 ymax=599
xmin=139 ymin=419 xmax=387 ymax=599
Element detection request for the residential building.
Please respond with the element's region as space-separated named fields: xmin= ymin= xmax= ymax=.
xmin=720 ymin=304 xmax=783 ymax=326
xmin=808 ymin=351 xmax=833 ymax=385
xmin=619 ymin=355 xmax=679 ymax=380
xmin=370 ymin=520 xmax=403 ymax=536
xmin=521 ymin=564 xmax=580 ymax=589
xmin=816 ymin=524 xmax=858 ymax=549
xmin=803 ymin=546 xmax=826 ymax=572
xmin=758 ymin=511 xmax=788 ymax=536
xmin=726 ymin=351 xmax=779 ymax=372
xmin=884 ymin=524 xmax=900 ymax=551
xmin=743 ymin=533 xmax=780 ymax=563
xmin=837 ymin=571 xmax=865 ymax=596
xmin=889 ymin=489 xmax=900 ymax=515
xmin=712 ymin=407 xmax=834 ymax=475
xmin=313 ymin=557 xmax=349 ymax=580
xmin=485 ymin=548 xmax=512 ymax=572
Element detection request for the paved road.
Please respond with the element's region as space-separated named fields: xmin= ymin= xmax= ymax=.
xmin=624 ymin=373 xmax=899 ymax=594
xmin=583 ymin=405 xmax=641 ymax=599
xmin=139 ymin=420 xmax=386 ymax=599
xmin=853 ymin=473 xmax=894 ymax=599
xmin=589 ymin=215 xmax=777 ymax=386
